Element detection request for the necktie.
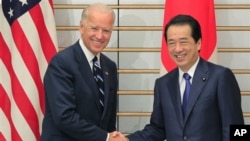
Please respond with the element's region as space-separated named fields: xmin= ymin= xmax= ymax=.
xmin=92 ymin=56 xmax=104 ymax=111
xmin=182 ymin=73 xmax=191 ymax=117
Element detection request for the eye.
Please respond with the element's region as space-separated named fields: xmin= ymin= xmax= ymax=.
xmin=168 ymin=41 xmax=176 ymax=47
xmin=91 ymin=27 xmax=98 ymax=31
xmin=180 ymin=41 xmax=188 ymax=46
xmin=103 ymin=29 xmax=110 ymax=33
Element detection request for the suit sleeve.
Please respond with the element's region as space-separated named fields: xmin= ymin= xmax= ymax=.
xmin=107 ymin=62 xmax=118 ymax=132
xmin=217 ymin=68 xmax=244 ymax=141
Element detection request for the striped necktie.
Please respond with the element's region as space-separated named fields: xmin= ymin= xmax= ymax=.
xmin=92 ymin=56 xmax=104 ymax=111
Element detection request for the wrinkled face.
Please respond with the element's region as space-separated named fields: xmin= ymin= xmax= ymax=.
xmin=166 ymin=24 xmax=201 ymax=72
xmin=80 ymin=9 xmax=114 ymax=55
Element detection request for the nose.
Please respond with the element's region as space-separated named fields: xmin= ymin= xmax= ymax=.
xmin=95 ymin=29 xmax=104 ymax=39
xmin=174 ymin=43 xmax=183 ymax=53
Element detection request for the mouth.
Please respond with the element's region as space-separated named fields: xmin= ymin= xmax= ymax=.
xmin=174 ymin=54 xmax=186 ymax=62
xmin=176 ymin=55 xmax=184 ymax=58
xmin=92 ymin=39 xmax=102 ymax=45
xmin=176 ymin=54 xmax=185 ymax=58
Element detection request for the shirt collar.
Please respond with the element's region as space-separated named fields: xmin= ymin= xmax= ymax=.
xmin=79 ymin=38 xmax=100 ymax=63
xmin=179 ymin=57 xmax=200 ymax=82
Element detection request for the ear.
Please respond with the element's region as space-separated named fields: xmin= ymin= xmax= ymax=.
xmin=197 ymin=38 xmax=202 ymax=51
xmin=79 ymin=21 xmax=84 ymax=34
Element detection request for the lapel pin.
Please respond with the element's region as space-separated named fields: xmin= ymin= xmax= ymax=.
xmin=202 ymin=77 xmax=206 ymax=81
xmin=105 ymin=72 xmax=109 ymax=75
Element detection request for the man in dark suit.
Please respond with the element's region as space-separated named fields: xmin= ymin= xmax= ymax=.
xmin=124 ymin=14 xmax=244 ymax=141
xmin=41 ymin=3 xmax=119 ymax=141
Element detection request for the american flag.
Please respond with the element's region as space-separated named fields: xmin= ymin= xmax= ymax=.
xmin=0 ymin=0 xmax=57 ymax=140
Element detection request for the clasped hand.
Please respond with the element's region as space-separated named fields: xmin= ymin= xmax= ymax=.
xmin=109 ymin=131 xmax=128 ymax=141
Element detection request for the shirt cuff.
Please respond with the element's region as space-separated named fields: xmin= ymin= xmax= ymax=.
xmin=106 ymin=133 xmax=109 ymax=141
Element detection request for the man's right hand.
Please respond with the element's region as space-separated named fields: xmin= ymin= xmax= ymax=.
xmin=109 ymin=131 xmax=128 ymax=141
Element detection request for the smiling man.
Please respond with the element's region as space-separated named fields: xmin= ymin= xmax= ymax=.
xmin=125 ymin=14 xmax=244 ymax=141
xmin=41 ymin=3 xmax=119 ymax=141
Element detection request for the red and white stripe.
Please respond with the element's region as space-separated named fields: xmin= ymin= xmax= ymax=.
xmin=0 ymin=0 xmax=57 ymax=140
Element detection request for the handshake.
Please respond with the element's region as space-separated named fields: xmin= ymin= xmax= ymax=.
xmin=109 ymin=131 xmax=129 ymax=141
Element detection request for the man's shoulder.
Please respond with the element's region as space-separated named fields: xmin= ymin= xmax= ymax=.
xmin=206 ymin=61 xmax=229 ymax=72
xmin=100 ymin=53 xmax=116 ymax=65
xmin=157 ymin=68 xmax=178 ymax=82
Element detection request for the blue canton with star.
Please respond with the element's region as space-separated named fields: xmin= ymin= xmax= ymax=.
xmin=2 ymin=0 xmax=41 ymax=25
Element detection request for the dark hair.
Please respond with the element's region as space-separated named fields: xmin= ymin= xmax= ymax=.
xmin=164 ymin=14 xmax=202 ymax=43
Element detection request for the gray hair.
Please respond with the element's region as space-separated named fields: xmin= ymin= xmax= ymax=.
xmin=81 ymin=3 xmax=115 ymax=25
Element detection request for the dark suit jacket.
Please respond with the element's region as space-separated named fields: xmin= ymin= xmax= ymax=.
xmin=128 ymin=58 xmax=244 ymax=141
xmin=41 ymin=41 xmax=118 ymax=141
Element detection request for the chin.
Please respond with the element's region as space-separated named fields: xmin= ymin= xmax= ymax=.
xmin=176 ymin=62 xmax=187 ymax=68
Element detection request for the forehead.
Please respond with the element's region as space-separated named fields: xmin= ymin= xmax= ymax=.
xmin=86 ymin=10 xmax=114 ymax=26
xmin=167 ymin=24 xmax=191 ymax=35
xmin=166 ymin=24 xmax=192 ymax=41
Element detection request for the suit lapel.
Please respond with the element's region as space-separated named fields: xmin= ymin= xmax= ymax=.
xmin=73 ymin=42 xmax=102 ymax=113
xmin=100 ymin=54 xmax=110 ymax=118
xmin=168 ymin=69 xmax=185 ymax=125
xmin=184 ymin=59 xmax=209 ymax=122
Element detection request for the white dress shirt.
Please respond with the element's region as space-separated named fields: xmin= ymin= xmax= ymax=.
xmin=179 ymin=57 xmax=200 ymax=104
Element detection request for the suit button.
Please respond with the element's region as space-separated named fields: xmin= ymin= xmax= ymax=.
xmin=183 ymin=136 xmax=187 ymax=140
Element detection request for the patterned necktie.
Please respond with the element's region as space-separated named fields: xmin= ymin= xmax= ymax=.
xmin=92 ymin=56 xmax=104 ymax=111
xmin=182 ymin=73 xmax=191 ymax=117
